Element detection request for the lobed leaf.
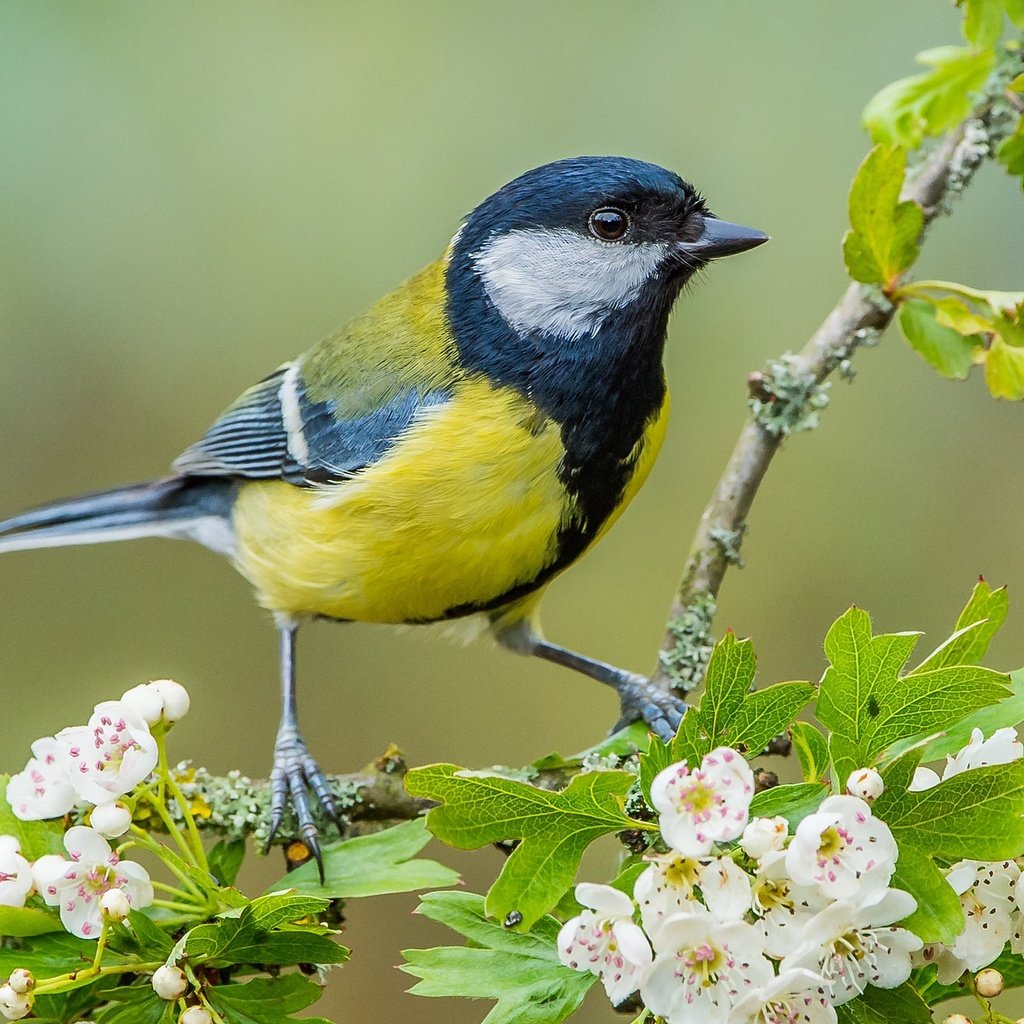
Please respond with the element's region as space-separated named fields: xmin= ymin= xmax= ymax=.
xmin=749 ymin=782 xmax=828 ymax=828
xmin=913 ymin=578 xmax=1008 ymax=671
xmin=862 ymin=46 xmax=995 ymax=149
xmin=206 ymin=975 xmax=331 ymax=1024
xmin=274 ymin=817 xmax=459 ymax=898
xmin=401 ymin=892 xmax=593 ymax=1024
xmin=898 ymin=299 xmax=978 ymax=379
xmin=405 ymin=764 xmax=641 ymax=928
xmin=836 ymin=980 xmax=932 ymax=1023
xmin=816 ymin=607 xmax=1010 ymax=780
xmin=790 ymin=721 xmax=830 ymax=783
xmin=843 ymin=145 xmax=922 ymax=286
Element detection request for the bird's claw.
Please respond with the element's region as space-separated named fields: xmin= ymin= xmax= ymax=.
xmin=265 ymin=730 xmax=342 ymax=883
xmin=613 ymin=673 xmax=687 ymax=742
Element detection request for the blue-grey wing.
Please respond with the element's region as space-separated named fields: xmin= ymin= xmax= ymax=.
xmin=172 ymin=363 xmax=449 ymax=484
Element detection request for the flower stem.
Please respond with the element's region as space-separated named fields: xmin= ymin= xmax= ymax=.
xmin=156 ymin=729 xmax=211 ymax=875
xmin=143 ymin=788 xmax=200 ymax=868
xmin=152 ymin=897 xmax=206 ymax=915
xmin=128 ymin=825 xmax=205 ymax=900
xmin=32 ymin=960 xmax=165 ymax=996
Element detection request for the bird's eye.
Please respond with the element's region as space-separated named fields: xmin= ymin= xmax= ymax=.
xmin=588 ymin=207 xmax=630 ymax=241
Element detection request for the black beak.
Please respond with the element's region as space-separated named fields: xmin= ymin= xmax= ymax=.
xmin=679 ymin=215 xmax=769 ymax=260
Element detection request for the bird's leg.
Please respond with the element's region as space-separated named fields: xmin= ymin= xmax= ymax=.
xmin=496 ymin=621 xmax=686 ymax=742
xmin=265 ymin=620 xmax=342 ymax=880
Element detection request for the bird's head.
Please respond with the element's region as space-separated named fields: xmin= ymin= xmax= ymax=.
xmin=448 ymin=155 xmax=767 ymax=344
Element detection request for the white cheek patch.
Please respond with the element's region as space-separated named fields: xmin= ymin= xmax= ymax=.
xmin=472 ymin=227 xmax=669 ymax=341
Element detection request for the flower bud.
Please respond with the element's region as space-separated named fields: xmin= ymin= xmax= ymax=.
xmin=152 ymin=965 xmax=188 ymax=1001
xmin=90 ymin=801 xmax=132 ymax=839
xmin=100 ymin=888 xmax=131 ymax=923
xmin=0 ymin=985 xmax=30 ymax=1022
xmin=179 ymin=1008 xmax=213 ymax=1024
xmin=120 ymin=683 xmax=165 ymax=726
xmin=846 ymin=767 xmax=884 ymax=801
xmin=149 ymin=680 xmax=190 ymax=723
xmin=739 ymin=816 xmax=788 ymax=859
xmin=975 ymin=968 xmax=1004 ymax=998
xmin=5 ymin=972 xmax=32 ymax=996
xmin=943 ymin=1015 xmax=973 ymax=1024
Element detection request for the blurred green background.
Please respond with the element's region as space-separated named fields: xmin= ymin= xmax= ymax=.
xmin=1 ymin=2 xmax=1022 ymax=1020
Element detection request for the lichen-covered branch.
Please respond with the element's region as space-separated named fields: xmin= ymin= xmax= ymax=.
xmin=652 ymin=56 xmax=1022 ymax=693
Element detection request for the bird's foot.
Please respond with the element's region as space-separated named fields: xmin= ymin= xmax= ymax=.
xmin=613 ymin=673 xmax=687 ymax=742
xmin=265 ymin=729 xmax=342 ymax=882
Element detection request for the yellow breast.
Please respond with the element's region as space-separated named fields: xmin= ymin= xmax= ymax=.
xmin=231 ymin=378 xmax=572 ymax=624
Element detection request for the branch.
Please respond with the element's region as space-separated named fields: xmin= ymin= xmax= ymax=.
xmin=651 ymin=57 xmax=1022 ymax=693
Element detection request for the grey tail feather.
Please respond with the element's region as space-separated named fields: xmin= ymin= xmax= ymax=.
xmin=0 ymin=476 xmax=238 ymax=555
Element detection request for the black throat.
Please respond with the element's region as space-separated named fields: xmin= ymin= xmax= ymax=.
xmin=446 ymin=249 xmax=682 ymax=569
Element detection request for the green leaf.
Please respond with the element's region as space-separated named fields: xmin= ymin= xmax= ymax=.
xmin=95 ymin=985 xmax=176 ymax=1024
xmin=206 ymin=974 xmax=329 ymax=1024
xmin=874 ymin=761 xmax=1024 ymax=941
xmin=274 ymin=818 xmax=460 ymax=898
xmin=999 ymin=118 xmax=1024 ymax=187
xmin=917 ymin=668 xmax=1024 ymax=762
xmin=914 ymin=578 xmax=1009 ymax=671
xmin=863 ymin=46 xmax=996 ymax=149
xmin=898 ymin=299 xmax=978 ymax=378
xmin=835 ymin=980 xmax=932 ymax=1024
xmin=963 ymin=0 xmax=1005 ymax=49
xmin=247 ymin=891 xmax=330 ymax=929
xmin=124 ymin=910 xmax=175 ymax=958
xmin=667 ymin=633 xmax=814 ymax=761
xmin=986 ymin=332 xmax=1024 ymax=399
xmin=176 ymin=915 xmax=348 ymax=968
xmin=207 ymin=838 xmax=246 ymax=887
xmin=0 ymin=776 xmax=67 ymax=861
xmin=534 ymin=722 xmax=652 ymax=771
xmin=891 ymin=849 xmax=964 ymax=944
xmin=729 ymin=681 xmax=816 ymax=756
xmin=749 ymin=783 xmax=828 ymax=828
xmin=816 ymin=607 xmax=1011 ymax=780
xmin=405 ymin=765 xmax=642 ymax=929
xmin=638 ymin=736 xmax=672 ymax=803
xmin=790 ymin=722 xmax=830 ymax=782
xmin=843 ymin=145 xmax=923 ymax=285
xmin=1006 ymin=0 xmax=1024 ymax=28
xmin=401 ymin=891 xmax=593 ymax=1024
xmin=0 ymin=932 xmax=128 ymax=981
xmin=0 ymin=905 xmax=63 ymax=937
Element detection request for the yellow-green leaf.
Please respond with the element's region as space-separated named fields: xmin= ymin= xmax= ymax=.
xmin=986 ymin=333 xmax=1024 ymax=398
xmin=962 ymin=0 xmax=1005 ymax=49
xmin=843 ymin=145 xmax=922 ymax=285
xmin=898 ymin=299 xmax=979 ymax=379
xmin=863 ymin=46 xmax=995 ymax=149
xmin=931 ymin=296 xmax=993 ymax=336
xmin=405 ymin=764 xmax=641 ymax=929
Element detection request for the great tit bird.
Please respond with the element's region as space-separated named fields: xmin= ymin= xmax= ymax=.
xmin=0 ymin=156 xmax=766 ymax=869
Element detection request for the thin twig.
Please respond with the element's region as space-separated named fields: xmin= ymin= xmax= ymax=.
xmin=651 ymin=61 xmax=1020 ymax=693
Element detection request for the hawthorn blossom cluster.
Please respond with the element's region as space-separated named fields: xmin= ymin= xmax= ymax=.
xmin=559 ymin=746 xmax=923 ymax=1024
xmin=0 ymin=681 xmax=189 ymax=951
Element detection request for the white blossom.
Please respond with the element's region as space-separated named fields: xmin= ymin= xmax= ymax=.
xmin=751 ymin=851 xmax=826 ymax=959
xmin=5 ymin=738 xmax=78 ymax=820
xmin=0 ymin=838 xmax=32 ymax=909
xmin=909 ymin=729 xmax=1022 ymax=794
xmin=558 ymin=883 xmax=652 ymax=1004
xmin=56 ymin=701 xmax=158 ymax=806
xmin=938 ymin=859 xmax=1019 ymax=980
xmin=642 ymin=913 xmax=773 ymax=1024
xmin=740 ymin=817 xmax=788 ymax=861
xmin=946 ymin=728 xmax=1022 ymax=777
xmin=702 ymin=857 xmax=753 ymax=923
xmin=634 ymin=851 xmax=703 ymax=941
xmin=781 ymin=888 xmax=921 ymax=1006
xmin=846 ymin=768 xmax=884 ymax=802
xmin=37 ymin=826 xmax=153 ymax=939
xmin=909 ymin=767 xmax=940 ymax=792
xmin=650 ymin=748 xmax=755 ymax=857
xmin=785 ymin=795 xmax=897 ymax=900
xmin=728 ymin=967 xmax=837 ymax=1024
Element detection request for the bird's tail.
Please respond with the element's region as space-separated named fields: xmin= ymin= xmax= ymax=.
xmin=0 ymin=477 xmax=238 ymax=555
